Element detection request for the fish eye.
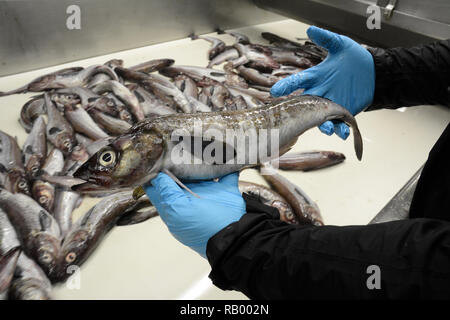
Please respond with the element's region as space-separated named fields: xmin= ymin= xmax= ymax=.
xmin=18 ymin=181 xmax=27 ymax=189
xmin=31 ymin=166 xmax=39 ymax=174
xmin=99 ymin=149 xmax=116 ymax=167
xmin=66 ymin=252 xmax=77 ymax=263
xmin=40 ymin=253 xmax=52 ymax=264
xmin=38 ymin=196 xmax=48 ymax=204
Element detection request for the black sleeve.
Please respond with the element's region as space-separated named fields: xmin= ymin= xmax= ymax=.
xmin=366 ymin=39 xmax=450 ymax=110
xmin=206 ymin=194 xmax=450 ymax=299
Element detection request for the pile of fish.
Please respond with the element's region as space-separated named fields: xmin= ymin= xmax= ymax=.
xmin=0 ymin=31 xmax=352 ymax=299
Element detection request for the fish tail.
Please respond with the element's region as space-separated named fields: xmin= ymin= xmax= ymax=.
xmin=341 ymin=113 xmax=363 ymax=161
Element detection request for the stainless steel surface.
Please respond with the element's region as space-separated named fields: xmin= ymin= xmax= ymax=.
xmin=0 ymin=0 xmax=282 ymax=76
xmin=254 ymin=0 xmax=450 ymax=47
xmin=369 ymin=165 xmax=423 ymax=224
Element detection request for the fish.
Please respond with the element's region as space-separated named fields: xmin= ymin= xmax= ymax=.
xmin=235 ymin=65 xmax=280 ymax=87
xmin=207 ymin=47 xmax=239 ymax=68
xmin=232 ymin=43 xmax=280 ymax=71
xmin=271 ymin=65 xmax=303 ymax=77
xmin=269 ymin=47 xmax=314 ymax=68
xmin=87 ymin=60 xmax=123 ymax=89
xmin=31 ymin=148 xmax=65 ymax=212
xmin=210 ymin=84 xmax=231 ymax=111
xmin=231 ymin=95 xmax=248 ymax=110
xmin=262 ymin=32 xmax=327 ymax=62
xmin=238 ymin=181 xmax=298 ymax=224
xmin=0 ymin=189 xmax=61 ymax=276
xmin=56 ymin=87 xmax=118 ymax=116
xmin=90 ymin=110 xmax=132 ymax=135
xmin=277 ymin=151 xmax=346 ymax=171
xmin=31 ymin=180 xmax=55 ymax=213
xmin=22 ymin=116 xmax=47 ymax=178
xmin=45 ymin=93 xmax=76 ymax=155
xmin=261 ymin=32 xmax=305 ymax=50
xmin=62 ymin=144 xmax=90 ymax=176
xmin=225 ymin=85 xmax=268 ymax=108
xmin=0 ymin=208 xmax=21 ymax=254
xmin=174 ymin=75 xmax=199 ymax=99
xmin=115 ymin=206 xmax=158 ymax=226
xmin=105 ymin=93 xmax=134 ymax=124
xmin=72 ymin=95 xmax=363 ymax=194
xmin=41 ymin=148 xmax=65 ymax=177
xmin=91 ymin=80 xmax=145 ymax=122
xmin=160 ymin=65 xmax=228 ymax=83
xmin=51 ymin=190 xmax=148 ymax=282
xmin=116 ymin=67 xmax=193 ymax=114
xmin=75 ymin=133 xmax=94 ymax=147
xmin=8 ymin=252 xmax=52 ymax=300
xmin=0 ymin=248 xmax=21 ymax=300
xmin=64 ymin=103 xmax=110 ymax=141
xmin=186 ymin=95 xmax=212 ymax=113
xmin=260 ymin=165 xmax=324 ymax=226
xmin=19 ymin=97 xmax=46 ymax=133
xmin=0 ymin=131 xmax=30 ymax=195
xmin=53 ymin=189 xmax=81 ymax=238
xmin=191 ymin=35 xmax=226 ymax=60
xmin=227 ymin=31 xmax=251 ymax=45
xmin=131 ymin=86 xmax=177 ymax=116
xmin=0 ymin=65 xmax=118 ymax=97
xmin=129 ymin=58 xmax=175 ymax=73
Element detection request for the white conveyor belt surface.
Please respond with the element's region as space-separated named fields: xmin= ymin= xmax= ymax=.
xmin=0 ymin=20 xmax=449 ymax=299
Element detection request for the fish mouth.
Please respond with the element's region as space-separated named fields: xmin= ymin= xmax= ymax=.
xmin=71 ymin=181 xmax=108 ymax=194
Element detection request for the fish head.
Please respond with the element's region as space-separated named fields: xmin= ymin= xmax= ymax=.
xmin=31 ymin=181 xmax=54 ymax=212
xmin=72 ymin=130 xmax=164 ymax=193
xmin=25 ymin=154 xmax=42 ymax=178
xmin=30 ymin=233 xmax=61 ymax=276
xmin=7 ymin=171 xmax=30 ymax=195
xmin=51 ymin=228 xmax=90 ymax=282
xmin=52 ymin=93 xmax=80 ymax=107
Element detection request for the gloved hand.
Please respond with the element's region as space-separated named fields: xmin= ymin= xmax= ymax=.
xmin=145 ymin=172 xmax=246 ymax=258
xmin=270 ymin=26 xmax=375 ymax=139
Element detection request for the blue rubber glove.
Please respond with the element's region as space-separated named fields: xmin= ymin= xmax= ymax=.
xmin=145 ymin=172 xmax=246 ymax=258
xmin=271 ymin=26 xmax=375 ymax=140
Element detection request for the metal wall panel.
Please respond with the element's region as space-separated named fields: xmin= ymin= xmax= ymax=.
xmin=254 ymin=0 xmax=450 ymax=48
xmin=0 ymin=0 xmax=282 ymax=76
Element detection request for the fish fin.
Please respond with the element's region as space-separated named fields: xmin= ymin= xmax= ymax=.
xmin=39 ymin=210 xmax=52 ymax=231
xmin=132 ymin=186 xmax=146 ymax=200
xmin=162 ymin=169 xmax=200 ymax=198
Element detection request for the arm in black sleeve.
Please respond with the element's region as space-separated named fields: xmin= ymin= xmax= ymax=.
xmin=366 ymin=39 xmax=450 ymax=110
xmin=206 ymin=194 xmax=450 ymax=299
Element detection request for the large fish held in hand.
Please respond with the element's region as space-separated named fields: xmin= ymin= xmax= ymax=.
xmin=72 ymin=95 xmax=363 ymax=196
